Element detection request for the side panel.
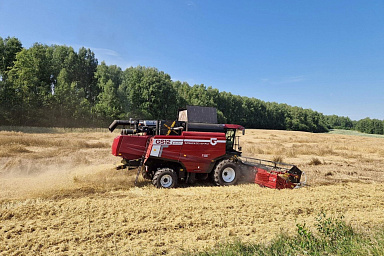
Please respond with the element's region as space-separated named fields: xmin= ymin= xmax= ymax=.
xmin=146 ymin=136 xmax=183 ymax=161
xmin=112 ymin=135 xmax=150 ymax=160
xmin=112 ymin=136 xmax=122 ymax=156
xmin=145 ymin=133 xmax=226 ymax=173
xmin=179 ymin=133 xmax=226 ymax=173
xmin=143 ymin=137 xmax=186 ymax=179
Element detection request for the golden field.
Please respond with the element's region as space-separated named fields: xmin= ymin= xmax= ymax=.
xmin=1 ymin=128 xmax=384 ymax=255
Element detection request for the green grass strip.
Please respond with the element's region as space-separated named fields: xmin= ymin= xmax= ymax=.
xmin=192 ymin=213 xmax=384 ymax=256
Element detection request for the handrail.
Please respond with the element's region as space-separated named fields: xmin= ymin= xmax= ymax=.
xmin=239 ymin=155 xmax=295 ymax=171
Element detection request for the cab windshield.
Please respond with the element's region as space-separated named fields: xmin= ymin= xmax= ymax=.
xmin=225 ymin=129 xmax=236 ymax=152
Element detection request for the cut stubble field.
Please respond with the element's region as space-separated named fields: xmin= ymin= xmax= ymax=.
xmin=1 ymin=128 xmax=384 ymax=255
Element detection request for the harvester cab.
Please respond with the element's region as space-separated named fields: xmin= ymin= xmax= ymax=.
xmin=109 ymin=106 xmax=304 ymax=189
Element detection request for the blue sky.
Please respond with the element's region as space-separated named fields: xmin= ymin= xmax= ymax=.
xmin=1 ymin=0 xmax=383 ymax=120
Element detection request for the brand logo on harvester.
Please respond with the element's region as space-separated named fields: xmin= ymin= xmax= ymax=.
xmin=210 ymin=138 xmax=217 ymax=146
xmin=155 ymin=139 xmax=171 ymax=145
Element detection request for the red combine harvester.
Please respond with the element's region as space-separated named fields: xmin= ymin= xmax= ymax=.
xmin=109 ymin=106 xmax=305 ymax=188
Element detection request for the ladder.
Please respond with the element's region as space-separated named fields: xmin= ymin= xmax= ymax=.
xmin=134 ymin=137 xmax=151 ymax=185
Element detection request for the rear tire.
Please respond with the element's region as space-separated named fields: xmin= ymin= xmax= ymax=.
xmin=152 ymin=168 xmax=178 ymax=188
xmin=213 ymin=159 xmax=239 ymax=186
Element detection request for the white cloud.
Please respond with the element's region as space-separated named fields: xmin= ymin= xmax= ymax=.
xmin=261 ymin=75 xmax=306 ymax=85
xmin=86 ymin=46 xmax=138 ymax=69
xmin=283 ymin=75 xmax=306 ymax=83
xmin=46 ymin=41 xmax=138 ymax=69
xmin=186 ymin=1 xmax=195 ymax=7
xmin=90 ymin=47 xmax=119 ymax=57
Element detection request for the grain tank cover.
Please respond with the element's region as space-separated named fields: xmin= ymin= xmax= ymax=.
xmin=178 ymin=106 xmax=217 ymax=124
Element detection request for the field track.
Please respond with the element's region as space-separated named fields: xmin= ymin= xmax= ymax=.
xmin=1 ymin=128 xmax=383 ymax=255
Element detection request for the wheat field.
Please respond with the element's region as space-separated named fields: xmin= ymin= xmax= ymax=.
xmin=1 ymin=128 xmax=384 ymax=255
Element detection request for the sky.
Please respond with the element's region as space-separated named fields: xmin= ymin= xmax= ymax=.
xmin=1 ymin=0 xmax=384 ymax=120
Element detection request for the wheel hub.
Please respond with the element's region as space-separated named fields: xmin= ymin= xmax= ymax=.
xmin=222 ymin=167 xmax=236 ymax=182
xmin=160 ymin=174 xmax=173 ymax=188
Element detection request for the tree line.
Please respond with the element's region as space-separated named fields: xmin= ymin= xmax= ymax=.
xmin=323 ymin=115 xmax=384 ymax=135
xmin=1 ymin=36 xmax=383 ymax=134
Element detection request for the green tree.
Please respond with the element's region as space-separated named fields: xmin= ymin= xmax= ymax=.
xmin=242 ymin=97 xmax=268 ymax=128
xmin=94 ymin=62 xmax=123 ymax=119
xmin=7 ymin=43 xmax=54 ymax=125
xmin=188 ymin=84 xmax=211 ymax=106
xmin=325 ymin=115 xmax=353 ymax=129
xmin=52 ymin=68 xmax=88 ymax=125
xmin=217 ymin=92 xmax=244 ymax=125
xmin=0 ymin=37 xmax=23 ymax=125
xmin=0 ymin=36 xmax=23 ymax=81
xmin=76 ymin=47 xmax=99 ymax=104
xmin=265 ymin=102 xmax=287 ymax=130
xmin=51 ymin=45 xmax=78 ymax=85
xmin=356 ymin=118 xmax=384 ymax=135
xmin=372 ymin=119 xmax=383 ymax=134
xmin=172 ymin=80 xmax=189 ymax=108
xmin=121 ymin=66 xmax=178 ymax=119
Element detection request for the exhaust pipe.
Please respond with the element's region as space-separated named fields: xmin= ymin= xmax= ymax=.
xmin=109 ymin=120 xmax=132 ymax=132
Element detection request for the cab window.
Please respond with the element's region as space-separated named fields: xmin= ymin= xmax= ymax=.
xmin=225 ymin=129 xmax=235 ymax=151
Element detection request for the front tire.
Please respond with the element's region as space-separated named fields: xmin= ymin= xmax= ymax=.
xmin=213 ymin=159 xmax=239 ymax=186
xmin=142 ymin=165 xmax=153 ymax=180
xmin=152 ymin=168 xmax=178 ymax=188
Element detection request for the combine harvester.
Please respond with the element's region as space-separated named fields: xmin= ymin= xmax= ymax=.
xmin=109 ymin=106 xmax=305 ymax=189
